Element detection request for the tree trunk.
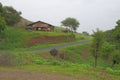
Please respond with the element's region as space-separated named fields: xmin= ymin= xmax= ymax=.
xmin=94 ymin=55 xmax=98 ymax=67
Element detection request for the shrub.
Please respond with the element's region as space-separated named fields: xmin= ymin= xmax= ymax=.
xmin=50 ymin=48 xmax=58 ymax=57
xmin=59 ymin=53 xmax=65 ymax=59
xmin=106 ymin=67 xmax=120 ymax=75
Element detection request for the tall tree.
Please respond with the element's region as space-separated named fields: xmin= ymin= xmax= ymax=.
xmin=103 ymin=20 xmax=120 ymax=67
xmin=113 ymin=20 xmax=120 ymax=49
xmin=92 ymin=29 xmax=104 ymax=67
xmin=3 ymin=6 xmax=21 ymax=26
xmin=61 ymin=17 xmax=80 ymax=32
xmin=0 ymin=3 xmax=21 ymax=26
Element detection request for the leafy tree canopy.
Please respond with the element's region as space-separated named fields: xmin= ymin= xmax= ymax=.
xmin=61 ymin=17 xmax=80 ymax=32
xmin=0 ymin=2 xmax=21 ymax=26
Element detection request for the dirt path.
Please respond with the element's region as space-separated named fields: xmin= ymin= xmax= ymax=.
xmin=25 ymin=40 xmax=91 ymax=52
xmin=0 ymin=70 xmax=80 ymax=80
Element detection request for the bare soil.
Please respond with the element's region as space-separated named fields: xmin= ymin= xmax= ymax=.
xmin=0 ymin=70 xmax=80 ymax=80
xmin=28 ymin=36 xmax=71 ymax=46
xmin=81 ymin=50 xmax=91 ymax=59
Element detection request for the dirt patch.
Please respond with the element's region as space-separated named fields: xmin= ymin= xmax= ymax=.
xmin=81 ymin=50 xmax=91 ymax=59
xmin=0 ymin=71 xmax=80 ymax=80
xmin=0 ymin=52 xmax=14 ymax=66
xmin=28 ymin=36 xmax=74 ymax=46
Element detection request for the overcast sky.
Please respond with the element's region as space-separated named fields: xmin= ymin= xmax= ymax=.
xmin=0 ymin=0 xmax=120 ymax=33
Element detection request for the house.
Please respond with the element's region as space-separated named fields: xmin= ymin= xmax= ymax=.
xmin=26 ymin=21 xmax=54 ymax=31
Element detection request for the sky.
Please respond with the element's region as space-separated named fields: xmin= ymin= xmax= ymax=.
xmin=0 ymin=0 xmax=120 ymax=33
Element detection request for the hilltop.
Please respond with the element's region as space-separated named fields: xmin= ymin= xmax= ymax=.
xmin=13 ymin=17 xmax=32 ymax=28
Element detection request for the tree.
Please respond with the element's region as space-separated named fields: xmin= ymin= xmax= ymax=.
xmin=92 ymin=29 xmax=104 ymax=67
xmin=103 ymin=20 xmax=120 ymax=67
xmin=61 ymin=17 xmax=80 ymax=32
xmin=0 ymin=3 xmax=21 ymax=26
xmin=113 ymin=20 xmax=120 ymax=49
xmin=0 ymin=16 xmax=6 ymax=34
xmin=82 ymin=31 xmax=89 ymax=36
xmin=116 ymin=20 xmax=120 ymax=27
xmin=0 ymin=3 xmax=4 ymax=16
xmin=0 ymin=3 xmax=2 ymax=15
xmin=3 ymin=6 xmax=21 ymax=26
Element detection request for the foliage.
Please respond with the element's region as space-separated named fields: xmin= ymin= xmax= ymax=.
xmin=92 ymin=29 xmax=104 ymax=67
xmin=113 ymin=20 xmax=120 ymax=49
xmin=82 ymin=31 xmax=89 ymax=36
xmin=0 ymin=3 xmax=21 ymax=26
xmin=61 ymin=17 xmax=80 ymax=32
xmin=3 ymin=6 xmax=21 ymax=26
xmin=0 ymin=3 xmax=4 ymax=16
xmin=110 ymin=50 xmax=120 ymax=67
xmin=106 ymin=68 xmax=120 ymax=75
xmin=104 ymin=20 xmax=120 ymax=49
xmin=101 ymin=42 xmax=116 ymax=59
xmin=50 ymin=48 xmax=58 ymax=57
xmin=0 ymin=16 xmax=6 ymax=34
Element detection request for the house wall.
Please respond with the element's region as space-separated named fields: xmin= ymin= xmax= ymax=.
xmin=31 ymin=22 xmax=52 ymax=31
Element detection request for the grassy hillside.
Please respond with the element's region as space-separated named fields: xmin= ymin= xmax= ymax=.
xmin=0 ymin=27 xmax=92 ymax=51
xmin=54 ymin=26 xmax=66 ymax=32
xmin=0 ymin=43 xmax=119 ymax=80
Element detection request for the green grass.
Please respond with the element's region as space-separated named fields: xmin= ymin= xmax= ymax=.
xmin=75 ymin=33 xmax=93 ymax=41
xmin=0 ymin=27 xmax=70 ymax=50
xmin=54 ymin=26 xmax=66 ymax=32
xmin=0 ymin=63 xmax=119 ymax=80
xmin=0 ymin=42 xmax=120 ymax=80
xmin=0 ymin=27 xmax=92 ymax=51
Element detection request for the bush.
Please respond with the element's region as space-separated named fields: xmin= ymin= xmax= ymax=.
xmin=59 ymin=53 xmax=65 ymax=59
xmin=106 ymin=67 xmax=120 ymax=75
xmin=50 ymin=48 xmax=58 ymax=57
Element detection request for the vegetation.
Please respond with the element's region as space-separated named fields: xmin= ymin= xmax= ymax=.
xmin=0 ymin=42 xmax=119 ymax=80
xmin=102 ymin=20 xmax=120 ymax=68
xmin=110 ymin=50 xmax=120 ymax=68
xmin=0 ymin=27 xmax=90 ymax=51
xmin=92 ymin=29 xmax=104 ymax=67
xmin=0 ymin=2 xmax=21 ymax=26
xmin=0 ymin=2 xmax=120 ymax=80
xmin=50 ymin=48 xmax=58 ymax=57
xmin=61 ymin=17 xmax=80 ymax=32
xmin=0 ymin=16 xmax=6 ymax=34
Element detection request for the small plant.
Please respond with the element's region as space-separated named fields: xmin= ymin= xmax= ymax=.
xmin=59 ymin=53 xmax=65 ymax=59
xmin=50 ymin=48 xmax=58 ymax=57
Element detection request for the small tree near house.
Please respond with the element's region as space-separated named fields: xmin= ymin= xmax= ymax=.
xmin=61 ymin=17 xmax=80 ymax=32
